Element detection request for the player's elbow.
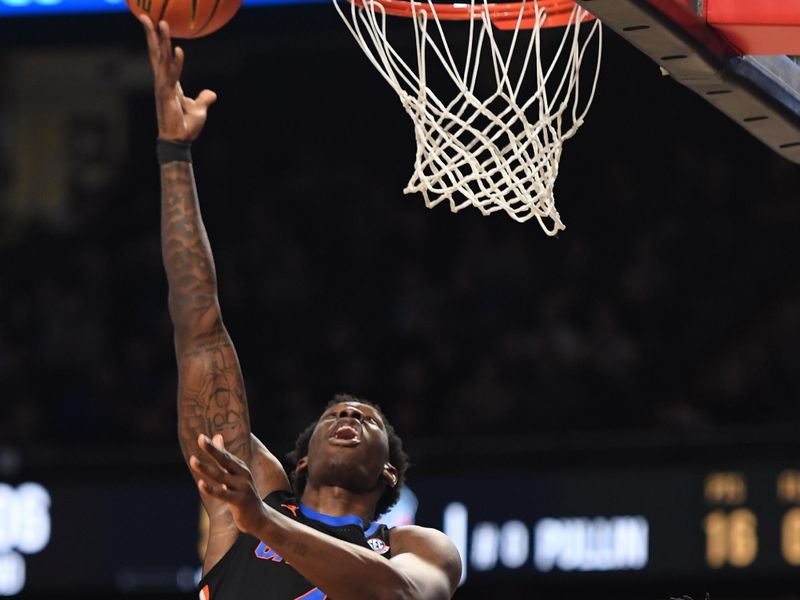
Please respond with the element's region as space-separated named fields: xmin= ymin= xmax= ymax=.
xmin=167 ymin=290 xmax=193 ymax=328
xmin=168 ymin=291 xmax=222 ymax=334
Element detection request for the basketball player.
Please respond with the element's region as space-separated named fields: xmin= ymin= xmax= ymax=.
xmin=140 ymin=15 xmax=461 ymax=600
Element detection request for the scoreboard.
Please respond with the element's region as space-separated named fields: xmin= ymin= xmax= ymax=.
xmin=410 ymin=467 xmax=800 ymax=584
xmin=2 ymin=461 xmax=799 ymax=595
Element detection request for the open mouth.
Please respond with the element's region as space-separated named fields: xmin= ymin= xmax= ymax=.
xmin=328 ymin=423 xmax=362 ymax=447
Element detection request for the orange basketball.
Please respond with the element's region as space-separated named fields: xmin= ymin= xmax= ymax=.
xmin=127 ymin=0 xmax=242 ymax=39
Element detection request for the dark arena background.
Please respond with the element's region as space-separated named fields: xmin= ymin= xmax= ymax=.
xmin=1 ymin=1 xmax=800 ymax=598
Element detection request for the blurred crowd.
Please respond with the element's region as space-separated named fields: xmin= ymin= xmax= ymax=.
xmin=2 ymin=53 xmax=800 ymax=458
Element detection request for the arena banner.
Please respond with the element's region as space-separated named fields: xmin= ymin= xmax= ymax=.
xmin=2 ymin=464 xmax=799 ymax=595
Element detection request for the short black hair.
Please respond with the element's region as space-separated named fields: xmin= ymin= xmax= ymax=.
xmin=287 ymin=393 xmax=410 ymax=520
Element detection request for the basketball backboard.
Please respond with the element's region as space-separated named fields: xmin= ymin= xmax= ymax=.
xmin=574 ymin=0 xmax=800 ymax=164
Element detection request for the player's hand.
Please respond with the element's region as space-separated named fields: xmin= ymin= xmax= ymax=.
xmin=190 ymin=434 xmax=270 ymax=535
xmin=139 ymin=15 xmax=217 ymax=143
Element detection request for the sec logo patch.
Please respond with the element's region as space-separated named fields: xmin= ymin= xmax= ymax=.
xmin=367 ymin=537 xmax=390 ymax=555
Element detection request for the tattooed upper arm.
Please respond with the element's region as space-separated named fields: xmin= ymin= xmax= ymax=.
xmin=176 ymin=324 xmax=252 ymax=469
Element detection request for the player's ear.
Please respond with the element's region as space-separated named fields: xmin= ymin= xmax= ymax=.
xmin=382 ymin=462 xmax=398 ymax=488
xmin=295 ymin=456 xmax=309 ymax=474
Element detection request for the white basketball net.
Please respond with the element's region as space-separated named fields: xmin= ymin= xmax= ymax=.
xmin=333 ymin=0 xmax=602 ymax=235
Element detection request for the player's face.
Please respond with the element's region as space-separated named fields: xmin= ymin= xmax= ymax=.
xmin=302 ymin=402 xmax=397 ymax=493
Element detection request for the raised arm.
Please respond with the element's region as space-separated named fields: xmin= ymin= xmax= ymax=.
xmin=141 ymin=15 xmax=252 ymax=472
xmin=141 ymin=15 xmax=290 ymax=569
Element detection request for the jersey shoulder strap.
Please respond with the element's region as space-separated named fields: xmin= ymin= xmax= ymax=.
xmin=264 ymin=491 xmax=395 ymax=559
xmin=265 ymin=490 xmax=303 ymax=518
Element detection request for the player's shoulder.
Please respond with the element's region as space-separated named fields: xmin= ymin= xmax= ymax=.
xmin=390 ymin=524 xmax=459 ymax=557
xmin=389 ymin=524 xmax=462 ymax=591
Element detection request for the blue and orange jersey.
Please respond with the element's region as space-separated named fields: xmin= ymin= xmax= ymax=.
xmin=199 ymin=490 xmax=393 ymax=600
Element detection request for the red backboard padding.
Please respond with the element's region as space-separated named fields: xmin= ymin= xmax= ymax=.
xmin=702 ymin=0 xmax=800 ymax=55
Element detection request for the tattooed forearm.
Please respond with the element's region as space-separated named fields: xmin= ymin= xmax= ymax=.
xmin=160 ymin=162 xmax=252 ymax=467
xmin=161 ymin=162 xmax=218 ymax=327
